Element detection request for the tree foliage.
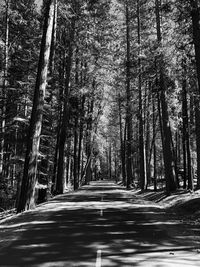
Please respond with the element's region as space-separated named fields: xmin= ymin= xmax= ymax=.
xmin=1 ymin=0 xmax=200 ymax=212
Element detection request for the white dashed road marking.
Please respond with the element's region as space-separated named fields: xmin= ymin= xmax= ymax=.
xmin=96 ymin=249 xmax=102 ymax=267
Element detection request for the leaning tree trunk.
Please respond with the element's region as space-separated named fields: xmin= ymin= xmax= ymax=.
xmin=17 ymin=0 xmax=55 ymax=213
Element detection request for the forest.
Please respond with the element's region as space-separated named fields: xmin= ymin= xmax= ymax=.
xmin=0 ymin=0 xmax=200 ymax=213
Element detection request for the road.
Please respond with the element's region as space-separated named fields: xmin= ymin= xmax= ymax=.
xmin=0 ymin=180 xmax=200 ymax=266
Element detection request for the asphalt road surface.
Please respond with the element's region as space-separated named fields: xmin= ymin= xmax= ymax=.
xmin=0 ymin=180 xmax=200 ymax=266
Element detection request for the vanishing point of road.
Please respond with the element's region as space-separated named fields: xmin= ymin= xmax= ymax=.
xmin=0 ymin=180 xmax=200 ymax=266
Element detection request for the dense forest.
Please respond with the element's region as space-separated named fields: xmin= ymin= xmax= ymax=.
xmin=0 ymin=0 xmax=200 ymax=213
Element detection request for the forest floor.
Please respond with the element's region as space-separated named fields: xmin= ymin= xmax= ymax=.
xmin=133 ymin=186 xmax=200 ymax=224
xmin=0 ymin=180 xmax=200 ymax=266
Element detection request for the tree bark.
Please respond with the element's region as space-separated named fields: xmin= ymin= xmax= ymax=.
xmin=153 ymin=94 xmax=157 ymax=191
xmin=190 ymin=0 xmax=200 ymax=189
xmin=0 ymin=0 xmax=9 ymax=177
xmin=17 ymin=0 xmax=55 ymax=212
xmin=125 ymin=0 xmax=132 ymax=189
xmin=49 ymin=0 xmax=57 ymax=73
xmin=109 ymin=143 xmax=112 ymax=180
xmin=155 ymin=0 xmax=177 ymax=194
xmin=73 ymin=112 xmax=79 ymax=190
xmin=195 ymin=99 xmax=200 ymax=189
xmin=77 ymin=95 xmax=85 ymax=182
xmin=137 ymin=0 xmax=147 ymax=190
xmin=118 ymin=94 xmax=126 ymax=185
xmin=182 ymin=63 xmax=193 ymax=190
xmin=56 ymin=14 xmax=76 ymax=194
xmin=85 ymin=96 xmax=94 ymax=185
xmin=190 ymin=0 xmax=200 ymax=95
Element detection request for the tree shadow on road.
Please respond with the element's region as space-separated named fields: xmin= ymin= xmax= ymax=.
xmin=0 ymin=183 xmax=200 ymax=266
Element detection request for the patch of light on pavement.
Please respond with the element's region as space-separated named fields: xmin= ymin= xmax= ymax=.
xmin=140 ymin=221 xmax=178 ymax=226
xmin=16 ymin=243 xmax=51 ymax=249
xmin=0 ymin=220 xmax=55 ymax=229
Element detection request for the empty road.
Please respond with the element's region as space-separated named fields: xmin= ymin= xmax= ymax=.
xmin=0 ymin=180 xmax=200 ymax=266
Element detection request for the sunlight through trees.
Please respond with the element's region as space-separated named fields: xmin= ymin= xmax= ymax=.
xmin=0 ymin=0 xmax=200 ymax=211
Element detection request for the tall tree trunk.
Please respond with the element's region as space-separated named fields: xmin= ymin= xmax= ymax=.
xmin=0 ymin=0 xmax=9 ymax=177
xmin=109 ymin=143 xmax=112 ymax=180
xmin=85 ymin=97 xmax=94 ymax=185
xmin=77 ymin=95 xmax=85 ymax=182
xmin=153 ymin=94 xmax=157 ymax=191
xmin=49 ymin=0 xmax=57 ymax=73
xmin=182 ymin=123 xmax=187 ymax=189
xmin=195 ymin=99 xmax=200 ymax=189
xmin=45 ymin=0 xmax=57 ymax=196
xmin=155 ymin=0 xmax=177 ymax=194
xmin=159 ymin=77 xmax=177 ymax=193
xmin=114 ymin=152 xmax=117 ymax=182
xmin=190 ymin=0 xmax=200 ymax=95
xmin=73 ymin=114 xmax=79 ymax=190
xmin=73 ymin=52 xmax=80 ymax=190
xmin=51 ymin=49 xmax=65 ymax=193
xmin=182 ymin=63 xmax=193 ymax=189
xmin=66 ymin=137 xmax=72 ymax=187
xmin=77 ymin=62 xmax=86 ymax=181
xmin=17 ymin=0 xmax=55 ymax=213
xmin=190 ymin=0 xmax=200 ymax=189
xmin=56 ymin=16 xmax=76 ymax=194
xmin=145 ymin=84 xmax=151 ymax=185
xmin=118 ymin=95 xmax=126 ymax=185
xmin=137 ymin=0 xmax=146 ymax=190
xmin=125 ymin=0 xmax=132 ymax=189
xmin=51 ymin=114 xmax=61 ymax=193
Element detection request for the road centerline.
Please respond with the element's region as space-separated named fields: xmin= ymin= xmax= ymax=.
xmin=96 ymin=249 xmax=102 ymax=267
